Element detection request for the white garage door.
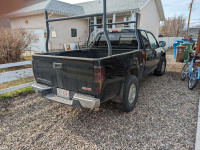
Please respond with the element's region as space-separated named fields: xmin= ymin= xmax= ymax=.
xmin=27 ymin=29 xmax=46 ymax=52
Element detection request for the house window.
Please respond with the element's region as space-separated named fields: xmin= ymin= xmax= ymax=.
xmin=97 ymin=18 xmax=103 ymax=28
xmin=107 ymin=18 xmax=113 ymax=29
xmin=71 ymin=28 xmax=77 ymax=37
xmin=124 ymin=16 xmax=130 ymax=28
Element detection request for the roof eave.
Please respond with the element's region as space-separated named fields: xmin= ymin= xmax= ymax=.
xmin=155 ymin=0 xmax=165 ymax=21
xmin=6 ymin=10 xmax=72 ymax=19
xmin=140 ymin=0 xmax=165 ymax=21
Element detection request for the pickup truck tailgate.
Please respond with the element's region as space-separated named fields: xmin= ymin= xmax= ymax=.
xmin=32 ymin=56 xmax=95 ymax=95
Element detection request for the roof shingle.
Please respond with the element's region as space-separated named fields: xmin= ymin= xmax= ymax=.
xmin=77 ymin=0 xmax=149 ymax=14
xmin=7 ymin=0 xmax=83 ymax=18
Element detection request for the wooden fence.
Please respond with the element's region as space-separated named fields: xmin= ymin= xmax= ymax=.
xmin=0 ymin=61 xmax=35 ymax=95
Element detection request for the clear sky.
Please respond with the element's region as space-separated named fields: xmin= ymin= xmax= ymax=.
xmin=59 ymin=0 xmax=199 ymax=27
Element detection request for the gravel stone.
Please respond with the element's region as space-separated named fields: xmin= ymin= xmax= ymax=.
xmin=0 ymin=53 xmax=199 ymax=149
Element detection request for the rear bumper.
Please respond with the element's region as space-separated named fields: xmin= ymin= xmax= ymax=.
xmin=32 ymin=83 xmax=100 ymax=109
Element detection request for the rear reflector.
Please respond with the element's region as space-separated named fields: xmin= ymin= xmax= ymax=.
xmin=94 ymin=66 xmax=104 ymax=94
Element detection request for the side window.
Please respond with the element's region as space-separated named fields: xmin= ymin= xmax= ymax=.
xmin=146 ymin=32 xmax=159 ymax=49
xmin=97 ymin=18 xmax=103 ymax=28
xmin=140 ymin=31 xmax=151 ymax=50
xmin=71 ymin=28 xmax=77 ymax=37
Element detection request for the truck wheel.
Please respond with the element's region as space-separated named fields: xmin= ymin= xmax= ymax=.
xmin=154 ymin=57 xmax=166 ymax=76
xmin=122 ymin=75 xmax=139 ymax=112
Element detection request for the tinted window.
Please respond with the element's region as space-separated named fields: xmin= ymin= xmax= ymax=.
xmin=140 ymin=31 xmax=151 ymax=50
xmin=94 ymin=32 xmax=138 ymax=49
xmin=147 ymin=32 xmax=159 ymax=49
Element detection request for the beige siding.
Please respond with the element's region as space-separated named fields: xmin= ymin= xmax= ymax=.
xmin=10 ymin=14 xmax=88 ymax=51
xmin=49 ymin=16 xmax=88 ymax=50
xmin=140 ymin=0 xmax=160 ymax=38
xmin=10 ymin=14 xmax=46 ymax=29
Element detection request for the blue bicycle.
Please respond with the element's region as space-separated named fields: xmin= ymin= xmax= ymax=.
xmin=181 ymin=53 xmax=200 ymax=90
xmin=188 ymin=58 xmax=200 ymax=90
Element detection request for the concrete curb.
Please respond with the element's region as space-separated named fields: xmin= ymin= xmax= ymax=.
xmin=195 ymin=96 xmax=200 ymax=150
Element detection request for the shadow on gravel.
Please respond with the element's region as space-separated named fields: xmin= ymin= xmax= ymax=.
xmin=0 ymin=54 xmax=199 ymax=149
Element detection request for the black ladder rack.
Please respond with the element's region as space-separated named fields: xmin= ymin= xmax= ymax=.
xmin=45 ymin=0 xmax=140 ymax=56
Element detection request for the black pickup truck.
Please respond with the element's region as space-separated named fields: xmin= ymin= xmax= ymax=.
xmin=32 ymin=29 xmax=166 ymax=112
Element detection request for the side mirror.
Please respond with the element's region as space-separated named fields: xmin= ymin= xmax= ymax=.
xmin=159 ymin=41 xmax=166 ymax=47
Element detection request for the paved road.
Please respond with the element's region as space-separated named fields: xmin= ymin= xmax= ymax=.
xmin=0 ymin=54 xmax=199 ymax=149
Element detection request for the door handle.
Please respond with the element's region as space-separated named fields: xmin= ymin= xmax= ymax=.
xmin=53 ymin=63 xmax=62 ymax=69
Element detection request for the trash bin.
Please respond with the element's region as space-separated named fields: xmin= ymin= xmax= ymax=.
xmin=180 ymin=43 xmax=194 ymax=60
xmin=176 ymin=46 xmax=186 ymax=62
xmin=173 ymin=42 xmax=180 ymax=59
xmin=175 ymin=40 xmax=184 ymax=43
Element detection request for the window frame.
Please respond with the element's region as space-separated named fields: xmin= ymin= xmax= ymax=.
xmin=71 ymin=28 xmax=77 ymax=38
xmin=140 ymin=30 xmax=151 ymax=50
xmin=124 ymin=16 xmax=130 ymax=28
xmin=97 ymin=18 xmax=103 ymax=29
xmin=107 ymin=18 xmax=113 ymax=29
xmin=146 ymin=31 xmax=159 ymax=49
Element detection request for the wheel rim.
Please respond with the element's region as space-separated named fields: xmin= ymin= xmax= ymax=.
xmin=161 ymin=61 xmax=166 ymax=73
xmin=189 ymin=70 xmax=198 ymax=88
xmin=181 ymin=64 xmax=189 ymax=79
xmin=128 ymin=83 xmax=136 ymax=104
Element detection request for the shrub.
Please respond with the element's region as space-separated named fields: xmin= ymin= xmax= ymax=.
xmin=0 ymin=28 xmax=38 ymax=64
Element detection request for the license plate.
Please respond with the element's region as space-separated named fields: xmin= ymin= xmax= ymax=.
xmin=57 ymin=88 xmax=69 ymax=99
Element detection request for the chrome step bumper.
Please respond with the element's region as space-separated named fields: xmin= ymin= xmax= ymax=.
xmin=32 ymin=83 xmax=100 ymax=109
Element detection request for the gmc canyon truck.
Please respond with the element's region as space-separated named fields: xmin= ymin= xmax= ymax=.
xmin=32 ymin=1 xmax=166 ymax=112
xmin=32 ymin=29 xmax=166 ymax=112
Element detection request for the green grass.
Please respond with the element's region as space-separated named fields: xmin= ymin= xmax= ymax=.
xmin=0 ymin=69 xmax=3 ymax=73
xmin=0 ymin=77 xmax=35 ymax=90
xmin=0 ymin=86 xmax=34 ymax=100
xmin=0 ymin=77 xmax=35 ymax=100
xmin=22 ymin=56 xmax=32 ymax=61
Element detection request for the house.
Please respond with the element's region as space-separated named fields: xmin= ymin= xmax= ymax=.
xmin=0 ymin=18 xmax=10 ymax=28
xmin=189 ymin=28 xmax=199 ymax=37
xmin=6 ymin=0 xmax=165 ymax=52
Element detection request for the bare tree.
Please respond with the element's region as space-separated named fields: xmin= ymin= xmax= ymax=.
xmin=0 ymin=28 xmax=38 ymax=64
xmin=160 ymin=16 xmax=186 ymax=37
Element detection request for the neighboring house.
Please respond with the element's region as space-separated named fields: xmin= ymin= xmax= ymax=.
xmin=189 ymin=28 xmax=199 ymax=37
xmin=6 ymin=0 xmax=165 ymax=52
xmin=0 ymin=18 xmax=11 ymax=28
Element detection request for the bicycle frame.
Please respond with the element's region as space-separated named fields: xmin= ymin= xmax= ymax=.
xmin=188 ymin=58 xmax=200 ymax=80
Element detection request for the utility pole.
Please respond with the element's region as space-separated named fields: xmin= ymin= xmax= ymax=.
xmin=186 ymin=0 xmax=194 ymax=39
xmin=196 ymin=28 xmax=200 ymax=54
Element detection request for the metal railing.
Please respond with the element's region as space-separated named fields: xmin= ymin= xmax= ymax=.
xmin=0 ymin=61 xmax=35 ymax=95
xmin=45 ymin=0 xmax=140 ymax=56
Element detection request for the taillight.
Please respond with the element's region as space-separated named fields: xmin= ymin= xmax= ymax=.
xmin=94 ymin=66 xmax=104 ymax=94
xmin=109 ymin=30 xmax=122 ymax=33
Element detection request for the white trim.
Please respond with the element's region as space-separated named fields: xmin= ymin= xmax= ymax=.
xmin=140 ymin=0 xmax=151 ymax=10
xmin=195 ymin=97 xmax=200 ymax=150
xmin=112 ymin=14 xmax=116 ymax=29
xmin=0 ymin=82 xmax=35 ymax=95
xmin=0 ymin=61 xmax=32 ymax=69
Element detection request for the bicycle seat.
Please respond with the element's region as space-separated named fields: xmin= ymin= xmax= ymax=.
xmin=195 ymin=60 xmax=200 ymax=63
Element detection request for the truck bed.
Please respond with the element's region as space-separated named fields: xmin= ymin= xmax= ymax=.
xmin=38 ymin=48 xmax=134 ymax=59
xmin=32 ymin=48 xmax=142 ymax=101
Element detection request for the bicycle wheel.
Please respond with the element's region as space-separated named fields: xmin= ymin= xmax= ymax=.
xmin=188 ymin=69 xmax=198 ymax=90
xmin=181 ymin=63 xmax=189 ymax=81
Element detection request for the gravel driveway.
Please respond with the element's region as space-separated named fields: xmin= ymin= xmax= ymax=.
xmin=0 ymin=52 xmax=199 ymax=149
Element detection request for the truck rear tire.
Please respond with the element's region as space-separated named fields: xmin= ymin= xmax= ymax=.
xmin=122 ymin=75 xmax=139 ymax=112
xmin=154 ymin=57 xmax=166 ymax=76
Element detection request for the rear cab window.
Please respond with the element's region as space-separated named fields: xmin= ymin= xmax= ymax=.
xmin=93 ymin=32 xmax=138 ymax=49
